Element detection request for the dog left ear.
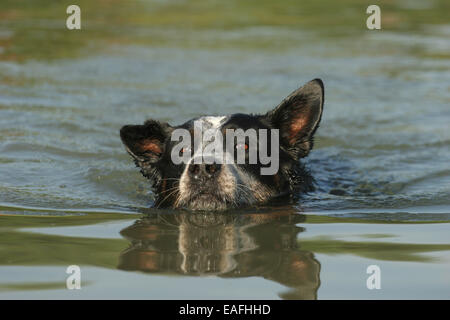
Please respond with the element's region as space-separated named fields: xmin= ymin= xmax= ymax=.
xmin=264 ymin=79 xmax=324 ymax=159
xmin=120 ymin=120 xmax=172 ymax=165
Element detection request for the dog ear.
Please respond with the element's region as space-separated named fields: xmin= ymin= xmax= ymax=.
xmin=264 ymin=79 xmax=324 ymax=159
xmin=120 ymin=120 xmax=172 ymax=164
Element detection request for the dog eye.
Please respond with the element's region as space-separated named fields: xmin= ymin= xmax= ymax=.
xmin=180 ymin=147 xmax=191 ymax=154
xmin=235 ymin=143 xmax=248 ymax=151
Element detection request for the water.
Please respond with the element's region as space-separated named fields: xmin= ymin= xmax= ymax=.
xmin=0 ymin=0 xmax=449 ymax=299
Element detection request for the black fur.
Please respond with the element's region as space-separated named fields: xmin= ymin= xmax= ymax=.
xmin=120 ymin=79 xmax=324 ymax=210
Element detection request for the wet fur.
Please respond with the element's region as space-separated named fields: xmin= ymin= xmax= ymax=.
xmin=120 ymin=79 xmax=324 ymax=211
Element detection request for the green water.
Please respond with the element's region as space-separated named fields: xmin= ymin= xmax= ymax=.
xmin=0 ymin=0 xmax=449 ymax=299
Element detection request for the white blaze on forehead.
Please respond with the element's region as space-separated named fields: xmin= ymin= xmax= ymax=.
xmin=191 ymin=116 xmax=228 ymax=159
xmin=198 ymin=116 xmax=227 ymax=130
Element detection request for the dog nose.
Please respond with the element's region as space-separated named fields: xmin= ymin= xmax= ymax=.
xmin=188 ymin=161 xmax=221 ymax=180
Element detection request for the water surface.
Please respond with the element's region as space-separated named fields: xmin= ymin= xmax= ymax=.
xmin=0 ymin=0 xmax=449 ymax=299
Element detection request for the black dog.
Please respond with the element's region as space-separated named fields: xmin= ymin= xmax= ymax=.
xmin=120 ymin=79 xmax=324 ymax=210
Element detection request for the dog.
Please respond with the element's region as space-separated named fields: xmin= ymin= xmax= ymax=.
xmin=120 ymin=79 xmax=324 ymax=210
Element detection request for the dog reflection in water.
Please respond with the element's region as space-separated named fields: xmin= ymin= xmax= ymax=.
xmin=118 ymin=209 xmax=321 ymax=299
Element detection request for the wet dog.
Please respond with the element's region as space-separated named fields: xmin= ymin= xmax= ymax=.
xmin=120 ymin=79 xmax=324 ymax=210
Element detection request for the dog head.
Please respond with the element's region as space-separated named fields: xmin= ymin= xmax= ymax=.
xmin=120 ymin=79 xmax=324 ymax=210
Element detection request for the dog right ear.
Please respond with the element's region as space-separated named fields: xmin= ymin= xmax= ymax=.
xmin=120 ymin=120 xmax=172 ymax=164
xmin=263 ymin=79 xmax=324 ymax=159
